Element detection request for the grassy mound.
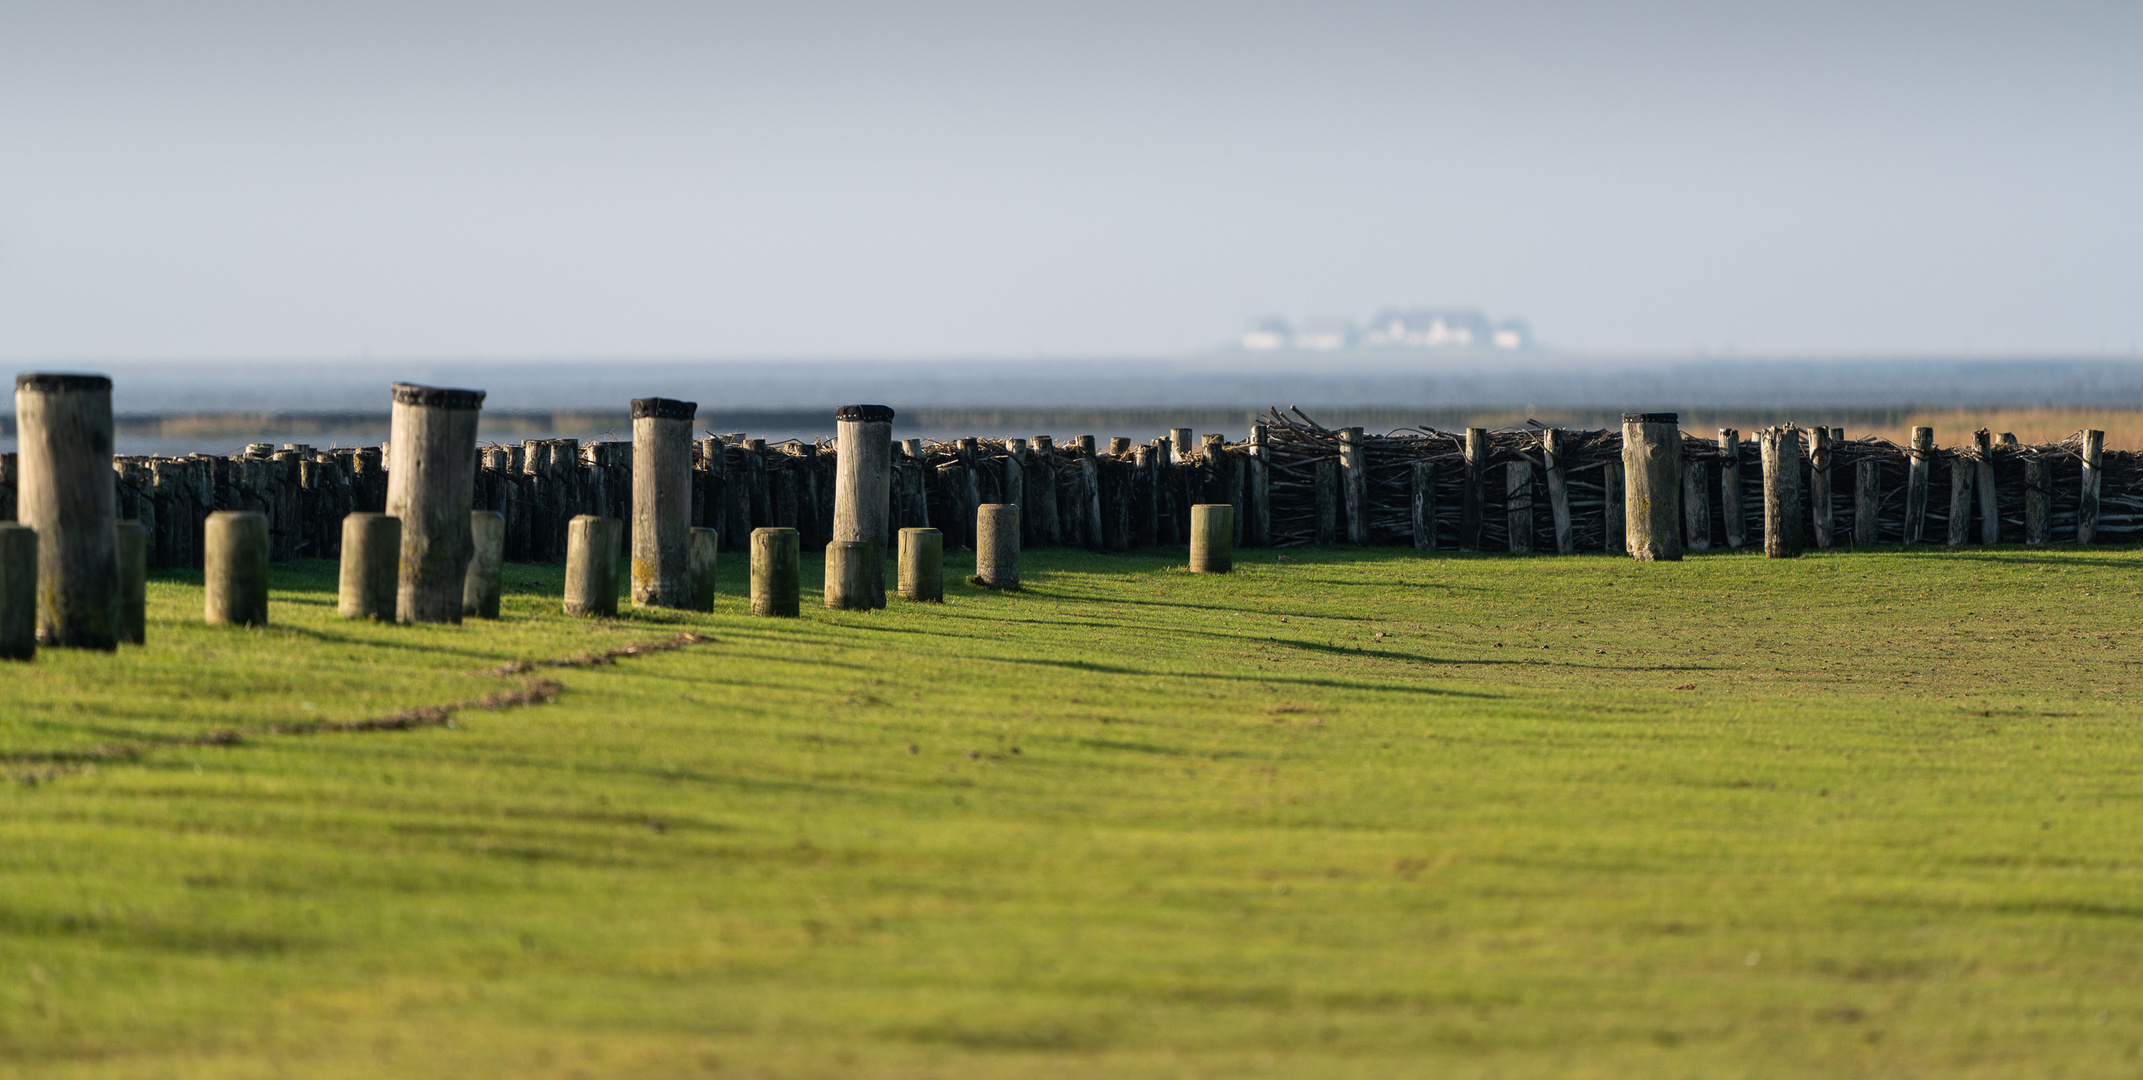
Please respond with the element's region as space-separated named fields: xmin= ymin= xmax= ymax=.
xmin=2 ymin=545 xmax=2140 ymax=1077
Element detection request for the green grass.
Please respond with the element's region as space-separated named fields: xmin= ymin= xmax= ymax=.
xmin=3 ymin=543 xmax=2142 ymax=1078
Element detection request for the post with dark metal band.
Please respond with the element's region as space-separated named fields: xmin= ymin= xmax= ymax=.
xmin=386 ymin=382 xmax=485 ymax=623
xmin=14 ymin=373 xmax=119 ymax=648
xmin=1620 ymin=412 xmax=1682 ymax=561
xmin=632 ymin=397 xmax=698 ymax=608
xmin=832 ymin=405 xmax=894 ymax=608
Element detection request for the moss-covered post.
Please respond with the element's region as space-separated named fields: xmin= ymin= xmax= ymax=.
xmin=14 ymin=373 xmax=119 ymax=648
xmin=750 ymin=526 xmax=800 ymax=616
xmin=631 ymin=397 xmax=697 ymax=608
xmin=1621 ymin=412 xmax=1681 ymax=561
xmin=386 ymin=383 xmax=484 ymax=623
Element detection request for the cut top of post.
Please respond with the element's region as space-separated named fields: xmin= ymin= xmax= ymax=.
xmin=835 ymin=404 xmax=895 ymax=423
xmin=392 ymin=383 xmax=485 ymax=410
xmin=15 ymin=373 xmax=112 ymax=393
xmin=1623 ymin=413 xmax=1678 ymax=424
xmin=632 ymin=398 xmax=698 ymax=421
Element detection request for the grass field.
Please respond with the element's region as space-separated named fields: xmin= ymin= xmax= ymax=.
xmin=3 ymin=542 xmax=2142 ymax=1078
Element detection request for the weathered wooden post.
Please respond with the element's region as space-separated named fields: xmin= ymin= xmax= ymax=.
xmin=1460 ymin=427 xmax=1487 ymax=552
xmin=975 ymin=504 xmax=1020 ymax=589
xmin=338 ymin=513 xmax=400 ymax=619
xmin=1542 ymin=429 xmax=1573 ymax=554
xmin=898 ymin=527 xmax=943 ymax=602
xmin=1603 ymin=460 xmax=1625 ymax=552
xmin=1904 ymin=426 xmax=1933 ymax=544
xmin=825 ymin=541 xmax=874 ymax=610
xmin=1946 ymin=440 xmax=1976 ymax=548
xmin=1029 ymin=434 xmax=1061 ymax=546
xmin=1247 ymin=422 xmax=1271 ymax=547
xmin=1854 ymin=460 xmax=1880 ymax=546
xmin=14 ymin=373 xmax=119 ymax=648
xmin=2024 ymin=454 xmax=2050 ymax=545
xmin=688 ymin=528 xmax=719 ymax=610
xmin=1758 ymin=426 xmax=1802 ymax=558
xmin=1718 ymin=429 xmax=1744 ymax=548
xmin=116 ymin=520 xmax=146 ymax=645
xmin=1170 ymin=428 xmax=1195 ymax=466
xmin=1411 ymin=460 xmax=1436 ymax=550
xmin=1681 ymin=458 xmax=1711 ymax=552
xmin=386 ymin=383 xmax=484 ymax=623
xmin=630 ymin=397 xmax=698 ymax=608
xmin=832 ymin=405 xmax=893 ymax=608
xmin=204 ymin=510 xmax=270 ymax=626
xmin=0 ymin=524 xmax=34 ymax=660
xmin=1506 ymin=460 xmax=1534 ymax=553
xmin=749 ymin=527 xmax=800 ymax=616
xmin=1974 ymin=429 xmax=1999 ymax=544
xmin=1809 ymin=427 xmax=1833 ymax=548
xmin=463 ymin=510 xmax=505 ymax=619
xmin=2079 ymin=429 xmax=2103 ymax=544
xmin=563 ymin=514 xmax=622 ymax=617
xmin=1338 ymin=427 xmax=1367 ymax=544
xmin=1189 ymin=503 xmax=1234 ymax=573
xmin=1621 ymin=413 xmax=1682 ymax=561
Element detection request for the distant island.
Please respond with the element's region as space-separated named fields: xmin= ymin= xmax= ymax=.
xmin=1241 ymin=307 xmax=1533 ymax=352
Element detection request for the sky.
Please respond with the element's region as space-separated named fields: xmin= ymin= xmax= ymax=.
xmin=2 ymin=0 xmax=2140 ymax=363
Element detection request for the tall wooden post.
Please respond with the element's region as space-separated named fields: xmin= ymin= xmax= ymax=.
xmin=15 ymin=373 xmax=119 ymax=648
xmin=1681 ymin=458 xmax=1711 ymax=552
xmin=1247 ymin=422 xmax=1271 ymax=547
xmin=1809 ymin=427 xmax=1833 ymax=548
xmin=1460 ymin=427 xmax=1487 ymax=552
xmin=975 ymin=504 xmax=1020 ymax=589
xmin=1542 ymin=429 xmax=1573 ymax=554
xmin=1029 ymin=434 xmax=1061 ymax=546
xmin=1904 ymin=426 xmax=1933 ymax=544
xmin=1758 ymin=426 xmax=1802 ymax=558
xmin=1621 ymin=413 xmax=1682 ymax=561
xmin=386 ymin=383 xmax=484 ymax=623
xmin=1854 ymin=460 xmax=1880 ymax=546
xmin=1411 ymin=461 xmax=1436 ymax=550
xmin=1338 ymin=427 xmax=1367 ymax=544
xmin=204 ymin=510 xmax=270 ymax=625
xmin=1974 ymin=429 xmax=1999 ymax=544
xmin=631 ymin=397 xmax=698 ymax=608
xmin=1946 ymin=441 xmax=1976 ymax=547
xmin=1718 ymin=429 xmax=1745 ymax=548
xmin=2079 ymin=429 xmax=2105 ymax=544
xmin=0 ymin=524 xmax=34 ymax=660
xmin=832 ymin=405 xmax=893 ymax=608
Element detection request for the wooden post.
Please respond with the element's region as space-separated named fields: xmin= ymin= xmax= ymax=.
xmin=832 ymin=405 xmax=894 ymax=608
xmin=1604 ymin=461 xmax=1625 ymax=553
xmin=2024 ymin=455 xmax=2050 ymax=545
xmin=463 ymin=510 xmax=505 ymax=619
xmin=1080 ymin=454 xmax=1105 ymax=549
xmin=1170 ymin=428 xmax=1194 ymax=466
xmin=386 ymin=383 xmax=484 ymax=624
xmin=688 ymin=528 xmax=719 ymax=610
xmin=1758 ymin=426 xmax=1802 ymax=558
xmin=1854 ymin=460 xmax=1880 ymax=546
xmin=1131 ymin=445 xmax=1158 ymax=548
xmin=1681 ymin=459 xmax=1711 ymax=551
xmin=338 ymin=513 xmax=400 ymax=620
xmin=825 ymin=540 xmax=874 ymax=610
xmin=1946 ymin=441 xmax=1976 ymax=547
xmin=1506 ymin=460 xmax=1534 ymax=553
xmin=1904 ymin=426 xmax=1933 ymax=544
xmin=204 ymin=510 xmax=270 ymax=625
xmin=1460 ymin=427 xmax=1487 ymax=552
xmin=1809 ymin=427 xmax=1833 ymax=548
xmin=14 ymin=373 xmax=119 ymax=648
xmin=0 ymin=524 xmax=34 ymax=660
xmin=630 ymin=397 xmax=697 ymax=608
xmin=1313 ymin=459 xmax=1339 ymax=544
xmin=975 ymin=504 xmax=1020 ymax=589
xmin=2079 ymin=428 xmax=2104 ymax=544
xmin=116 ymin=520 xmax=146 ymax=645
xmin=1108 ymin=437 xmax=1131 ymax=456
xmin=1974 ymin=429 xmax=1998 ymax=544
xmin=1542 ymin=429 xmax=1573 ymax=554
xmin=747 ymin=527 xmax=800 ymax=616
xmin=1718 ymin=429 xmax=1744 ymax=548
xmin=1029 ymin=435 xmax=1061 ymax=547
xmin=1247 ymin=423 xmax=1271 ymax=547
xmin=1621 ymin=413 xmax=1682 ymax=561
xmin=1410 ymin=461 xmax=1435 ymax=550
xmin=563 ymin=514 xmax=622 ymax=617
xmin=898 ymin=527 xmax=943 ymax=602
xmin=1338 ymin=427 xmax=1368 ymax=543
xmin=1189 ymin=504 xmax=1234 ymax=573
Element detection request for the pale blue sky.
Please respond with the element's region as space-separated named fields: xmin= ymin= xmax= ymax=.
xmin=1 ymin=1 xmax=2138 ymax=361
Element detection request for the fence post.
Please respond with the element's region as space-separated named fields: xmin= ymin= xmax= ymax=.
xmin=1904 ymin=426 xmax=1933 ymax=544
xmin=1759 ymin=426 xmax=1802 ymax=558
xmin=629 ymin=397 xmax=698 ymax=608
xmin=386 ymin=383 xmax=484 ymax=623
xmin=15 ymin=373 xmax=119 ymax=649
xmin=1338 ymin=427 xmax=1367 ymax=544
xmin=1460 ymin=428 xmax=1487 ymax=552
xmin=1975 ymin=429 xmax=1999 ymax=544
xmin=1542 ymin=429 xmax=1572 ymax=554
xmin=1718 ymin=429 xmax=1744 ymax=548
xmin=1621 ymin=413 xmax=1682 ymax=561
xmin=832 ymin=405 xmax=894 ymax=607
xmin=1809 ymin=427 xmax=1833 ymax=548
